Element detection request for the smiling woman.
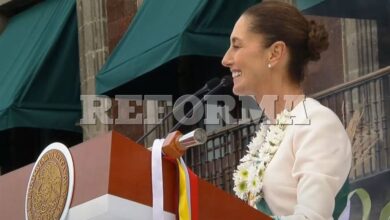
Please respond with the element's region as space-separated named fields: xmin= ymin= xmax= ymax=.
xmin=222 ymin=1 xmax=329 ymax=115
xmin=222 ymin=1 xmax=352 ymax=220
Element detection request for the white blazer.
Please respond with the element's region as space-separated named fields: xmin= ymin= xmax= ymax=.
xmin=262 ymin=98 xmax=352 ymax=220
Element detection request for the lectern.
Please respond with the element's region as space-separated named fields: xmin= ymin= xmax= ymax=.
xmin=0 ymin=130 xmax=270 ymax=219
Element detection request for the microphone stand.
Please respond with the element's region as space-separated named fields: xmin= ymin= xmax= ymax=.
xmin=136 ymin=77 xmax=219 ymax=144
xmin=169 ymin=76 xmax=232 ymax=132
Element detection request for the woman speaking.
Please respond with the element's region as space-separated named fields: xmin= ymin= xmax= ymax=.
xmin=222 ymin=1 xmax=352 ymax=219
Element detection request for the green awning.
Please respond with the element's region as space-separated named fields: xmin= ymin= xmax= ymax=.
xmin=96 ymin=0 xmax=324 ymax=95
xmin=96 ymin=0 xmax=260 ymax=94
xmin=0 ymin=0 xmax=81 ymax=132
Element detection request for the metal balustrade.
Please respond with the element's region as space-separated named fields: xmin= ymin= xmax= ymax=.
xmin=144 ymin=66 xmax=390 ymax=194
xmin=313 ymin=66 xmax=390 ymax=181
xmin=183 ymin=66 xmax=390 ymax=193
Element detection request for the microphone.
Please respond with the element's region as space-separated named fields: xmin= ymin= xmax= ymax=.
xmin=162 ymin=128 xmax=207 ymax=158
xmin=146 ymin=128 xmax=207 ymax=158
xmin=178 ymin=128 xmax=208 ymax=149
xmin=168 ymin=75 xmax=233 ymax=132
xmin=136 ymin=77 xmax=220 ymax=144
xmin=192 ymin=77 xmax=220 ymax=97
xmin=220 ymin=74 xmax=233 ymax=87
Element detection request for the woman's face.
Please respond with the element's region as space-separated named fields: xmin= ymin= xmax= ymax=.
xmin=222 ymin=15 xmax=271 ymax=97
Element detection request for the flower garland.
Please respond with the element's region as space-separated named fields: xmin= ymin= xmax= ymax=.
xmin=233 ymin=109 xmax=292 ymax=207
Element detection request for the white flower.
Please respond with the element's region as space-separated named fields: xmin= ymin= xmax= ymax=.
xmin=247 ymin=164 xmax=258 ymax=179
xmin=237 ymin=167 xmax=250 ymax=180
xmin=258 ymin=161 xmax=265 ymax=171
xmin=269 ymin=145 xmax=278 ymax=154
xmin=262 ymin=153 xmax=272 ymax=164
xmin=233 ymin=180 xmax=248 ymax=200
xmin=233 ymin=109 xmax=291 ymax=204
xmin=240 ymin=154 xmax=252 ymax=163
xmin=248 ymin=175 xmax=262 ymax=195
xmin=247 ymin=128 xmax=266 ymax=154
xmin=265 ymin=126 xmax=284 ymax=145
xmin=277 ymin=110 xmax=292 ymax=126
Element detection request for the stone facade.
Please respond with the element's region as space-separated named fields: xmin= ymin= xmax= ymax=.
xmin=76 ymin=0 xmax=110 ymax=140
xmin=76 ymin=0 xmax=142 ymax=141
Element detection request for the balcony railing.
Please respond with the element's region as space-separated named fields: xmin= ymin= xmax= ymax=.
xmin=182 ymin=66 xmax=390 ymax=194
xmin=313 ymin=66 xmax=390 ymax=181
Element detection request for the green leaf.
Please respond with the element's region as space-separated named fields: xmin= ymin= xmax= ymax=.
xmin=380 ymin=201 xmax=390 ymax=220
xmin=348 ymin=188 xmax=371 ymax=220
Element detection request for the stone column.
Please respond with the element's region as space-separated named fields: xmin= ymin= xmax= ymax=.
xmin=76 ymin=0 xmax=110 ymax=140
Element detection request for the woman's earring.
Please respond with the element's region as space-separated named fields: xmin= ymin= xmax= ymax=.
xmin=268 ymin=63 xmax=272 ymax=68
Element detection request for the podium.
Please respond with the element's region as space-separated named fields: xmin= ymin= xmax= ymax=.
xmin=0 ymin=131 xmax=270 ymax=219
